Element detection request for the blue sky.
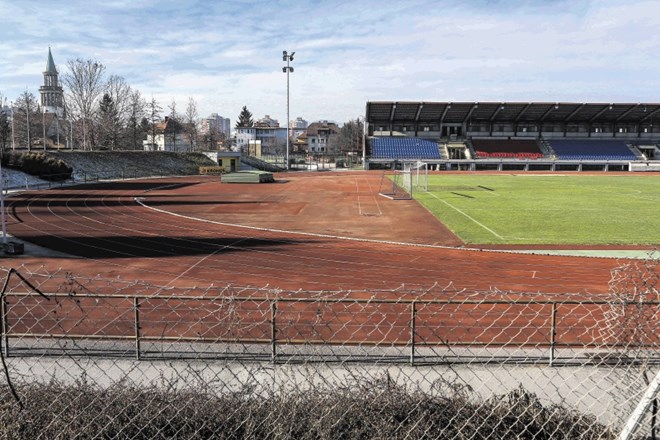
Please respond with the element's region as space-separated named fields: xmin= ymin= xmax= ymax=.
xmin=2 ymin=0 xmax=660 ymax=125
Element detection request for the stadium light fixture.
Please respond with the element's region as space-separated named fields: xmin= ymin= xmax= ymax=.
xmin=282 ymin=50 xmax=295 ymax=170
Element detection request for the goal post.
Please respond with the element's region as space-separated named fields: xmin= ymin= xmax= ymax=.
xmin=378 ymin=169 xmax=412 ymax=200
xmin=407 ymin=161 xmax=429 ymax=193
xmin=378 ymin=161 xmax=428 ymax=200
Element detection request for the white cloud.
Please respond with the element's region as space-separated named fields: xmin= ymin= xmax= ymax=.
xmin=2 ymin=0 xmax=660 ymax=124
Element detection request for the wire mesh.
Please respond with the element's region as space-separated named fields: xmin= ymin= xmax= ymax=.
xmin=0 ymin=260 xmax=658 ymax=439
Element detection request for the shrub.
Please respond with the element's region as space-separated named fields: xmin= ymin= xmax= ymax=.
xmin=1 ymin=151 xmax=72 ymax=181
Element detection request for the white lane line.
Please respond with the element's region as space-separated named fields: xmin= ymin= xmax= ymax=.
xmin=427 ymin=192 xmax=505 ymax=241
xmin=355 ymin=176 xmax=382 ymax=217
xmin=135 ymin=197 xmax=459 ymax=250
xmin=355 ymin=177 xmax=363 ymax=216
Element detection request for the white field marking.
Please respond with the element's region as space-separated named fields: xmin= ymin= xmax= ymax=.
xmin=133 ymin=197 xmax=633 ymax=260
xmin=427 ymin=192 xmax=506 ymax=241
xmin=365 ymin=175 xmax=383 ymax=216
xmin=156 ymin=237 xmax=250 ymax=291
xmin=532 ymin=271 xmax=537 ymax=278
xmin=628 ymin=190 xmax=660 ymax=203
xmin=134 ymin=197 xmax=464 ymax=251
xmin=354 ymin=177 xmax=363 ymax=215
xmin=355 ymin=176 xmax=382 ymax=216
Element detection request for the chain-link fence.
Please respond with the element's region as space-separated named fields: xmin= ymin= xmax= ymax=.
xmin=1 ymin=259 xmax=658 ymax=439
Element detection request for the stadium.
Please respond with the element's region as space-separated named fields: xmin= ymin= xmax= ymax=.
xmin=365 ymin=101 xmax=660 ymax=172
xmin=1 ymin=103 xmax=659 ymax=438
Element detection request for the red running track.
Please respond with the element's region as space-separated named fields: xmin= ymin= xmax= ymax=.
xmin=3 ymin=173 xmax=631 ymax=294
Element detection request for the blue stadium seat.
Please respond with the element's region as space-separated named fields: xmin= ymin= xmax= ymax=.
xmin=548 ymin=139 xmax=638 ymax=161
xmin=371 ymin=137 xmax=442 ymax=160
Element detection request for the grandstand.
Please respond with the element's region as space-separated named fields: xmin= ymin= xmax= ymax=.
xmin=364 ymin=101 xmax=660 ymax=171
xmin=471 ymin=139 xmax=544 ymax=159
xmin=371 ymin=137 xmax=442 ymax=160
xmin=548 ymin=139 xmax=638 ymax=161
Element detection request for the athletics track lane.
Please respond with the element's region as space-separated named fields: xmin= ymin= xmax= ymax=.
xmin=3 ymin=174 xmax=628 ymax=294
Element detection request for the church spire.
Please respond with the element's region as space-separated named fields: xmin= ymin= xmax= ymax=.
xmin=40 ymin=47 xmax=64 ymax=118
xmin=45 ymin=46 xmax=57 ymax=73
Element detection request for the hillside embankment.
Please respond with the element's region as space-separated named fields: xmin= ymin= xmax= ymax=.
xmin=3 ymin=151 xmax=216 ymax=189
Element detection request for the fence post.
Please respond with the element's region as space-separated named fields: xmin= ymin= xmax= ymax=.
xmin=1 ymin=295 xmax=8 ymax=358
xmin=134 ymin=297 xmax=141 ymax=360
xmin=271 ymin=300 xmax=277 ymax=362
xmin=619 ymin=369 xmax=660 ymax=440
xmin=410 ymin=300 xmax=416 ymax=366
xmin=549 ymin=302 xmax=557 ymax=366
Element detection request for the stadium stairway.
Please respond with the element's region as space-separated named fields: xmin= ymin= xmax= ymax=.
xmin=465 ymin=139 xmax=477 ymax=159
xmin=538 ymin=139 xmax=555 ymax=158
xmin=240 ymin=156 xmax=286 ymax=172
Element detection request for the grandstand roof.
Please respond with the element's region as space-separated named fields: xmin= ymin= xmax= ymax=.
xmin=366 ymin=102 xmax=660 ymax=124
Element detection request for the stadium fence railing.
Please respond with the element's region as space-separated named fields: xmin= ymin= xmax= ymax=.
xmin=0 ymin=260 xmax=658 ymax=439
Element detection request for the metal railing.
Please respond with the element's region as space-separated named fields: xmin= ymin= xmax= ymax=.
xmin=3 ymin=290 xmax=659 ymax=366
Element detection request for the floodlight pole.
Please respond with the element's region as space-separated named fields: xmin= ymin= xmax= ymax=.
xmin=0 ymin=159 xmax=7 ymax=247
xmin=10 ymin=101 xmax=15 ymax=150
xmin=282 ymin=51 xmax=294 ymax=171
xmin=362 ymin=114 xmax=367 ymax=170
xmin=42 ymin=107 xmax=46 ymax=151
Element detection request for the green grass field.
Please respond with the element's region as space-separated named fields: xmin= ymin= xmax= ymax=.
xmin=412 ymin=174 xmax=660 ymax=245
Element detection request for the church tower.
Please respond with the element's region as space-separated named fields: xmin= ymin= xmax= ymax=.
xmin=39 ymin=47 xmax=65 ymax=118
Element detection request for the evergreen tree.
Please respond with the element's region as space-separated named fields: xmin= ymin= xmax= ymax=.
xmin=126 ymin=90 xmax=146 ymax=150
xmin=0 ymin=111 xmax=9 ymax=151
xmin=235 ymin=106 xmax=254 ymax=128
xmin=337 ymin=118 xmax=364 ymax=154
xmin=98 ymin=93 xmax=120 ymax=150
xmin=147 ymin=97 xmax=162 ymax=150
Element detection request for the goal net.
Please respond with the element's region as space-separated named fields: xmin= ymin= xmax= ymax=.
xmin=378 ymin=169 xmax=413 ymax=200
xmin=378 ymin=161 xmax=428 ymax=200
xmin=406 ymin=161 xmax=428 ymax=193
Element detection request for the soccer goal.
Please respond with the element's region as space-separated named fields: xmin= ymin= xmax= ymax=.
xmin=378 ymin=169 xmax=412 ymax=200
xmin=378 ymin=161 xmax=428 ymax=200
xmin=406 ymin=161 xmax=429 ymax=193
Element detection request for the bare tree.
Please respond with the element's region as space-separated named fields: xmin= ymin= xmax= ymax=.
xmin=184 ymin=97 xmax=199 ymax=152
xmin=104 ymin=75 xmax=132 ymax=148
xmin=14 ymin=90 xmax=39 ymax=151
xmin=62 ymin=59 xmax=106 ymax=150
